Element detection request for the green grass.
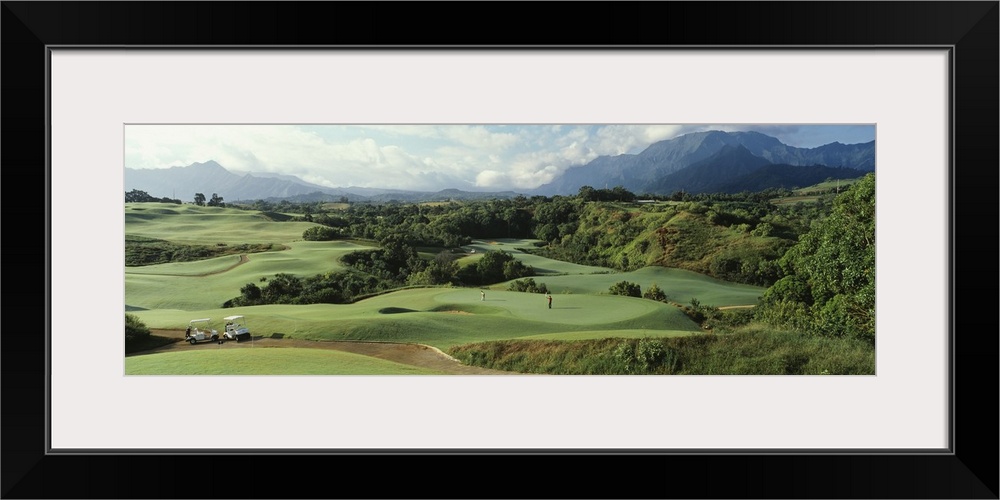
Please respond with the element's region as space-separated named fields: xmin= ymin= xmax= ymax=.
xmin=126 ymin=203 xmax=379 ymax=310
xmin=125 ymin=347 xmax=447 ymax=375
xmin=125 ymin=203 xmax=319 ymax=245
xmin=466 ymin=239 xmax=612 ymax=275
xmin=126 ymin=252 xmax=251 ymax=276
xmin=127 ymin=288 xmax=702 ymax=351
xmin=770 ymin=179 xmax=861 ymax=205
xmin=496 ymin=266 xmax=763 ymax=307
xmin=125 ymin=240 xmax=375 ymax=310
xmin=792 ymin=178 xmax=860 ymax=195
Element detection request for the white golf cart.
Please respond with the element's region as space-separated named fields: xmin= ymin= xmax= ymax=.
xmin=223 ymin=315 xmax=252 ymax=343
xmin=185 ymin=318 xmax=220 ymax=344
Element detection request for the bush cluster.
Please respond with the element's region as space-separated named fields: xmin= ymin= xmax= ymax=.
xmin=507 ymin=278 xmax=549 ymax=294
xmin=125 ymin=313 xmax=150 ymax=343
xmin=609 ymin=280 xmax=641 ymax=297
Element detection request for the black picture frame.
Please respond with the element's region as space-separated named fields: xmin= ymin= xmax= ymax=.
xmin=4 ymin=2 xmax=997 ymax=498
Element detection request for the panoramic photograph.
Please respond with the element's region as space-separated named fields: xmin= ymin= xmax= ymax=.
xmin=123 ymin=124 xmax=876 ymax=375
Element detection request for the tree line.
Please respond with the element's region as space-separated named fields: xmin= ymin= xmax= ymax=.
xmin=125 ymin=189 xmax=223 ymax=207
xmin=223 ymin=245 xmax=535 ymax=308
xmin=125 ymin=189 xmax=181 ymax=204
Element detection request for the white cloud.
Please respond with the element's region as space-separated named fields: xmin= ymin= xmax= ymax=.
xmin=124 ymin=124 xmax=704 ymax=192
xmin=593 ymin=125 xmax=683 ymax=155
xmin=440 ymin=125 xmax=518 ymax=151
xmin=474 ymin=169 xmax=506 ymax=188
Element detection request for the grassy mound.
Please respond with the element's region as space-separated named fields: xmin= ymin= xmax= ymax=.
xmin=125 ymin=347 xmax=446 ymax=375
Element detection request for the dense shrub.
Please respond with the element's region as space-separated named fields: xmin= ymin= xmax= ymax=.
xmin=302 ymin=226 xmax=340 ymax=241
xmin=755 ymin=173 xmax=875 ymax=344
xmin=507 ymin=278 xmax=549 ymax=294
xmin=458 ymin=250 xmax=534 ymax=286
xmin=642 ymin=283 xmax=667 ymax=302
xmin=609 ymin=281 xmax=641 ymax=297
xmin=125 ymin=313 xmax=150 ymax=343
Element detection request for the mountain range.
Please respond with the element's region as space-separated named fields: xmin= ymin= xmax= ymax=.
xmin=532 ymin=130 xmax=875 ymax=195
xmin=124 ymin=161 xmax=522 ymax=203
xmin=124 ymin=130 xmax=875 ymax=203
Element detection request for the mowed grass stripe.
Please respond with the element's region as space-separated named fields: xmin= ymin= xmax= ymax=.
xmin=126 ymin=253 xmax=248 ymax=276
xmin=502 ymin=266 xmax=764 ymax=307
xmin=126 ymin=203 xmax=320 ymax=245
xmin=124 ymin=347 xmax=446 ymax=375
xmin=125 ymin=240 xmax=376 ymax=310
xmin=466 ymin=239 xmax=613 ymax=275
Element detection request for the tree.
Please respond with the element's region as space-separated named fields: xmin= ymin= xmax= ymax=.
xmin=534 ymin=223 xmax=559 ymax=243
xmin=239 ymin=282 xmax=262 ymax=303
xmin=507 ymin=278 xmax=549 ymax=294
xmin=643 ymin=283 xmax=667 ymax=302
xmin=610 ymin=186 xmax=636 ymax=202
xmin=426 ymin=251 xmax=460 ymax=284
xmin=609 ymin=281 xmax=641 ymax=297
xmin=457 ymin=250 xmax=533 ymax=285
xmin=303 ymin=226 xmax=339 ymax=241
xmin=756 ymin=173 xmax=875 ymax=344
xmin=578 ymin=185 xmax=597 ymax=202
xmin=750 ymin=222 xmax=774 ymax=237
xmin=125 ymin=189 xmax=155 ymax=203
xmin=207 ymin=193 xmax=225 ymax=207
xmin=407 ymin=251 xmax=460 ymax=286
xmin=261 ymin=273 xmax=304 ymax=303
xmin=194 ymin=193 xmax=206 ymax=206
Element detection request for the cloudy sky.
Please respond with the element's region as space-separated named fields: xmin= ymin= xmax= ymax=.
xmin=124 ymin=124 xmax=875 ymax=192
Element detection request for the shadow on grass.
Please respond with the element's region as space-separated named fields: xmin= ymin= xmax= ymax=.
xmin=125 ymin=335 xmax=182 ymax=355
xmin=378 ymin=307 xmax=418 ymax=314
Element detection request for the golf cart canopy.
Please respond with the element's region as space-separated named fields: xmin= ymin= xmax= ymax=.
xmin=223 ymin=315 xmax=244 ymax=322
xmin=189 ymin=318 xmax=212 ymax=323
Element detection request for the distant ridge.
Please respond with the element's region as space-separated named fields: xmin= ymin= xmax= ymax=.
xmin=534 ymin=130 xmax=875 ymax=195
xmin=125 ymin=162 xmax=524 ymax=203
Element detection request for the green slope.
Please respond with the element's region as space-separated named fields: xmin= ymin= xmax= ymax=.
xmin=129 ymin=288 xmax=702 ymax=350
xmin=125 ymin=347 xmax=446 ymax=375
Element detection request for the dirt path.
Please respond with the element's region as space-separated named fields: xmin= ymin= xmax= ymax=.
xmin=135 ymin=329 xmax=516 ymax=375
xmin=718 ymin=305 xmax=756 ymax=310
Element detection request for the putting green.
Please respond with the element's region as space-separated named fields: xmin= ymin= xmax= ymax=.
xmin=433 ymin=289 xmax=663 ymax=326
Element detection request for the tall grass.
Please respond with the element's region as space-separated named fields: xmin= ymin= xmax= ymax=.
xmin=447 ymin=323 xmax=874 ymax=375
